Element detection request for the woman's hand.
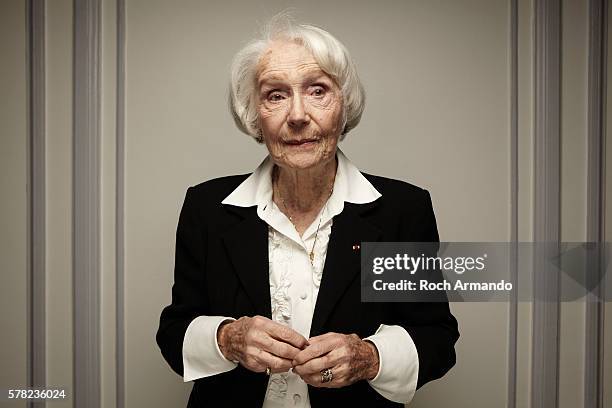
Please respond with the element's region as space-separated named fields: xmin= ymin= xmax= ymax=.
xmin=217 ymin=315 xmax=309 ymax=374
xmin=291 ymin=332 xmax=379 ymax=388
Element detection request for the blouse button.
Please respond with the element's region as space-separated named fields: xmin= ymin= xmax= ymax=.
xmin=299 ymin=292 xmax=308 ymax=300
xmin=293 ymin=393 xmax=302 ymax=405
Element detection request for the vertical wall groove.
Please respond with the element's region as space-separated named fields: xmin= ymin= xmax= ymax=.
xmin=507 ymin=0 xmax=519 ymax=406
xmin=116 ymin=0 xmax=126 ymax=407
xmin=531 ymin=0 xmax=562 ymax=407
xmin=27 ymin=1 xmax=46 ymax=407
xmin=585 ymin=0 xmax=607 ymax=407
xmin=73 ymin=0 xmax=101 ymax=407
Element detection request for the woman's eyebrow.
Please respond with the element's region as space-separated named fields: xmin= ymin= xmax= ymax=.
xmin=259 ymin=74 xmax=332 ymax=88
xmin=258 ymin=74 xmax=287 ymax=86
xmin=301 ymin=71 xmax=331 ymax=83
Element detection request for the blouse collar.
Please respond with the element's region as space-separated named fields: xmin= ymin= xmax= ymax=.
xmin=221 ymin=148 xmax=382 ymax=212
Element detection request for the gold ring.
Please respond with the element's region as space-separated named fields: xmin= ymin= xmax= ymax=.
xmin=265 ymin=367 xmax=271 ymax=376
xmin=321 ymin=368 xmax=333 ymax=383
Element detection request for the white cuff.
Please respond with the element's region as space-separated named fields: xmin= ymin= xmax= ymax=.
xmin=364 ymin=324 xmax=419 ymax=404
xmin=182 ymin=316 xmax=238 ymax=382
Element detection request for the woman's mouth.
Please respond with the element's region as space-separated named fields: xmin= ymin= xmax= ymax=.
xmin=284 ymin=138 xmax=318 ymax=148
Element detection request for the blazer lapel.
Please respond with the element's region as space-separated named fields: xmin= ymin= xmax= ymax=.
xmin=309 ymin=202 xmax=382 ymax=337
xmin=221 ymin=205 xmax=272 ymax=319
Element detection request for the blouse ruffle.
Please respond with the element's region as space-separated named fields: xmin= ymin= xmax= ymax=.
xmin=265 ymin=212 xmax=333 ymax=406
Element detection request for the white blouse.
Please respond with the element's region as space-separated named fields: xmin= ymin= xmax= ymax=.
xmin=262 ymin=201 xmax=331 ymax=407
xmin=181 ymin=149 xmax=419 ymax=406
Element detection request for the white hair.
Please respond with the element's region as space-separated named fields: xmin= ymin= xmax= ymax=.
xmin=229 ymin=14 xmax=366 ymax=142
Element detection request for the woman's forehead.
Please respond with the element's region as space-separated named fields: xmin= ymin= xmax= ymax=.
xmin=256 ymin=41 xmax=324 ymax=82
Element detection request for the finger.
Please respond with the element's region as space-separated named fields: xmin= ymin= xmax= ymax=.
xmin=299 ymin=372 xmax=322 ymax=387
xmin=302 ymin=363 xmax=351 ymax=389
xmin=256 ymin=333 xmax=303 ymax=360
xmin=246 ymin=346 xmax=293 ymax=373
xmin=249 ymin=316 xmax=309 ymax=350
xmin=293 ymin=349 xmax=340 ymax=375
xmin=265 ymin=321 xmax=309 ymax=349
xmin=292 ymin=338 xmax=336 ymax=365
xmin=307 ymin=332 xmax=336 ymax=343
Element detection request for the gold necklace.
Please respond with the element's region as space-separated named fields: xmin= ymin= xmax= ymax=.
xmin=273 ymin=171 xmax=334 ymax=265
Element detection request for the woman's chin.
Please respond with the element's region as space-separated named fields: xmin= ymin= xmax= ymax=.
xmin=281 ymin=152 xmax=326 ymax=170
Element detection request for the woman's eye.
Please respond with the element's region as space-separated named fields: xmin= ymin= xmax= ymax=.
xmin=311 ymin=87 xmax=326 ymax=97
xmin=267 ymin=92 xmax=284 ymax=102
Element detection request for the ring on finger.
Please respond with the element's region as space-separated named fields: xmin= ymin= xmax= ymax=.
xmin=265 ymin=367 xmax=271 ymax=376
xmin=320 ymin=368 xmax=333 ymax=383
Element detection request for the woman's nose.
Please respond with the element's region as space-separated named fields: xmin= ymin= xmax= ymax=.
xmin=287 ymin=94 xmax=310 ymax=129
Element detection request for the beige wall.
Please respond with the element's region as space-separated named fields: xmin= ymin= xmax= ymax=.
xmin=2 ymin=0 xmax=611 ymax=407
xmin=0 ymin=1 xmax=28 ymax=407
xmin=123 ymin=1 xmax=513 ymax=406
xmin=118 ymin=1 xmax=612 ymax=406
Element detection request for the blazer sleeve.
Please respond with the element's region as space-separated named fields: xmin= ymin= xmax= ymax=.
xmin=396 ymin=189 xmax=459 ymax=389
xmin=156 ymin=187 xmax=211 ymax=377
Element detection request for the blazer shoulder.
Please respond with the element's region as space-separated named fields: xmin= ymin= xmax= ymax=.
xmin=362 ymin=173 xmax=439 ymax=241
xmin=362 ymin=172 xmax=431 ymax=203
xmin=186 ymin=173 xmax=250 ymax=207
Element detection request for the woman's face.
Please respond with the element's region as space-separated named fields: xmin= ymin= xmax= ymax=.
xmin=256 ymin=41 xmax=343 ymax=171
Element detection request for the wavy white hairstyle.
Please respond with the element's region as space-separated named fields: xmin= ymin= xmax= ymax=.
xmin=229 ymin=14 xmax=366 ymax=143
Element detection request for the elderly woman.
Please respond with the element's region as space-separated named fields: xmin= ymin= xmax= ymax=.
xmin=156 ymin=16 xmax=458 ymax=407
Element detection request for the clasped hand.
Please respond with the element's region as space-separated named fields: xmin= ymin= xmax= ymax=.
xmin=217 ymin=315 xmax=379 ymax=388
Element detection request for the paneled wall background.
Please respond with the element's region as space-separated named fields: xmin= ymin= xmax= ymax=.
xmin=1 ymin=0 xmax=611 ymax=407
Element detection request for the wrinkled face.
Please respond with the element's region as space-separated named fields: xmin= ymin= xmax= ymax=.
xmin=256 ymin=41 xmax=343 ymax=170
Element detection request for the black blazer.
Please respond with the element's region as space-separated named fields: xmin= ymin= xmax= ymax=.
xmin=156 ymin=171 xmax=459 ymax=407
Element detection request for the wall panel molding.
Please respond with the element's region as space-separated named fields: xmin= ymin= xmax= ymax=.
xmin=585 ymin=0 xmax=607 ymax=407
xmin=73 ymin=0 xmax=101 ymax=407
xmin=116 ymin=0 xmax=126 ymax=407
xmin=26 ymin=0 xmax=46 ymax=404
xmin=531 ymin=0 xmax=562 ymax=407
xmin=507 ymin=0 xmax=519 ymax=407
